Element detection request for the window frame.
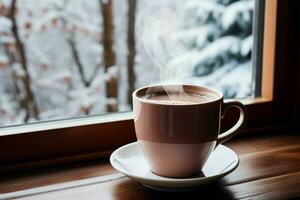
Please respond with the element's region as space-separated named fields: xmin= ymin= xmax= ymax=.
xmin=0 ymin=0 xmax=297 ymax=174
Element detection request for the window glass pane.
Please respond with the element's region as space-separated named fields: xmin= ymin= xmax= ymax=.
xmin=0 ymin=0 xmax=258 ymax=126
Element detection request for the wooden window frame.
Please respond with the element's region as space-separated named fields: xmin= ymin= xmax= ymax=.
xmin=0 ymin=0 xmax=298 ymax=174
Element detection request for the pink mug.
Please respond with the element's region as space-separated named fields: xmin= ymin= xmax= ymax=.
xmin=132 ymin=84 xmax=246 ymax=178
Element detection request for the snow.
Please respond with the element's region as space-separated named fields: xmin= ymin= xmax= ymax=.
xmin=106 ymin=65 xmax=118 ymax=79
xmin=0 ymin=35 xmax=14 ymax=44
xmin=12 ymin=63 xmax=26 ymax=77
xmin=167 ymin=36 xmax=242 ymax=77
xmin=182 ymin=0 xmax=225 ymax=27
xmin=173 ymin=25 xmax=221 ymax=50
xmin=222 ymin=0 xmax=254 ymax=32
xmin=212 ymin=0 xmax=237 ymax=5
xmin=33 ymin=11 xmax=62 ymax=32
xmin=185 ymin=61 xmax=252 ymax=98
xmin=36 ymin=70 xmax=71 ymax=87
xmin=241 ymin=35 xmax=253 ymax=56
xmin=0 ymin=54 xmax=8 ymax=65
xmin=28 ymin=45 xmax=51 ymax=66
xmin=215 ymin=61 xmax=252 ymax=98
xmin=0 ymin=16 xmax=11 ymax=33
xmin=0 ymin=0 xmax=255 ymax=126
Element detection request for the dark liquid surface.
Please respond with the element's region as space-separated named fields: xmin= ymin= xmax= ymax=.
xmin=143 ymin=93 xmax=214 ymax=105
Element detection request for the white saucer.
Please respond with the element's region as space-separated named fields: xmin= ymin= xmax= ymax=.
xmin=110 ymin=142 xmax=239 ymax=191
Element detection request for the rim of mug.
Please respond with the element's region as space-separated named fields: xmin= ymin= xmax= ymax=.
xmin=132 ymin=84 xmax=224 ymax=106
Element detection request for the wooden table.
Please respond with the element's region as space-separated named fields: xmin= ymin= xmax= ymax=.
xmin=0 ymin=131 xmax=299 ymax=199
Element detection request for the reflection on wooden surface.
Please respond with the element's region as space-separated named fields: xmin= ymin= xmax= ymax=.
xmin=0 ymin=132 xmax=299 ymax=199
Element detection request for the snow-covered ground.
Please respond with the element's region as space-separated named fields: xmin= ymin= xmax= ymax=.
xmin=0 ymin=0 xmax=254 ymax=126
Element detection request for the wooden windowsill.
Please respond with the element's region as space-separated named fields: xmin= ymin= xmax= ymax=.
xmin=0 ymin=130 xmax=299 ymax=199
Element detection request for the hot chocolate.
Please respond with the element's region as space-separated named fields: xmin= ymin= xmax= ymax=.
xmin=143 ymin=93 xmax=213 ymax=105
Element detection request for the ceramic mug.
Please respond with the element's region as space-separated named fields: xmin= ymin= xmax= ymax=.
xmin=132 ymin=84 xmax=246 ymax=178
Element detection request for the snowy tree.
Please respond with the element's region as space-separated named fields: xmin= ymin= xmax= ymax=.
xmin=165 ymin=0 xmax=254 ymax=98
xmin=1 ymin=0 xmax=39 ymax=122
xmin=0 ymin=0 xmax=109 ymax=124
xmin=23 ymin=0 xmax=107 ymax=117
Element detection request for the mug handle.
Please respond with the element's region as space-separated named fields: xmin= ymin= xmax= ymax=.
xmin=217 ymin=101 xmax=246 ymax=145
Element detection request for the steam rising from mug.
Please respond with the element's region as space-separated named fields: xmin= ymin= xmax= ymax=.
xmin=136 ymin=4 xmax=192 ymax=100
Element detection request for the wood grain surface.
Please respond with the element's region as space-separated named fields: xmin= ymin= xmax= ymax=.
xmin=0 ymin=132 xmax=299 ymax=200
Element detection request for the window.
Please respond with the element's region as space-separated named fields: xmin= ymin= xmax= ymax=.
xmin=1 ymin=0 xmax=258 ymax=127
xmin=1 ymin=0 xmax=295 ymax=173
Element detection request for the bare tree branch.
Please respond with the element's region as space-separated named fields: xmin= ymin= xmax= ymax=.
xmin=58 ymin=1 xmax=100 ymax=88
xmin=3 ymin=46 xmax=21 ymax=107
xmin=100 ymin=0 xmax=116 ymax=71
xmin=126 ymin=0 xmax=137 ymax=108
xmin=66 ymin=32 xmax=90 ymax=87
xmin=66 ymin=33 xmax=102 ymax=88
xmin=100 ymin=0 xmax=118 ymax=112
xmin=56 ymin=2 xmax=91 ymax=88
xmin=8 ymin=0 xmax=39 ymax=121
